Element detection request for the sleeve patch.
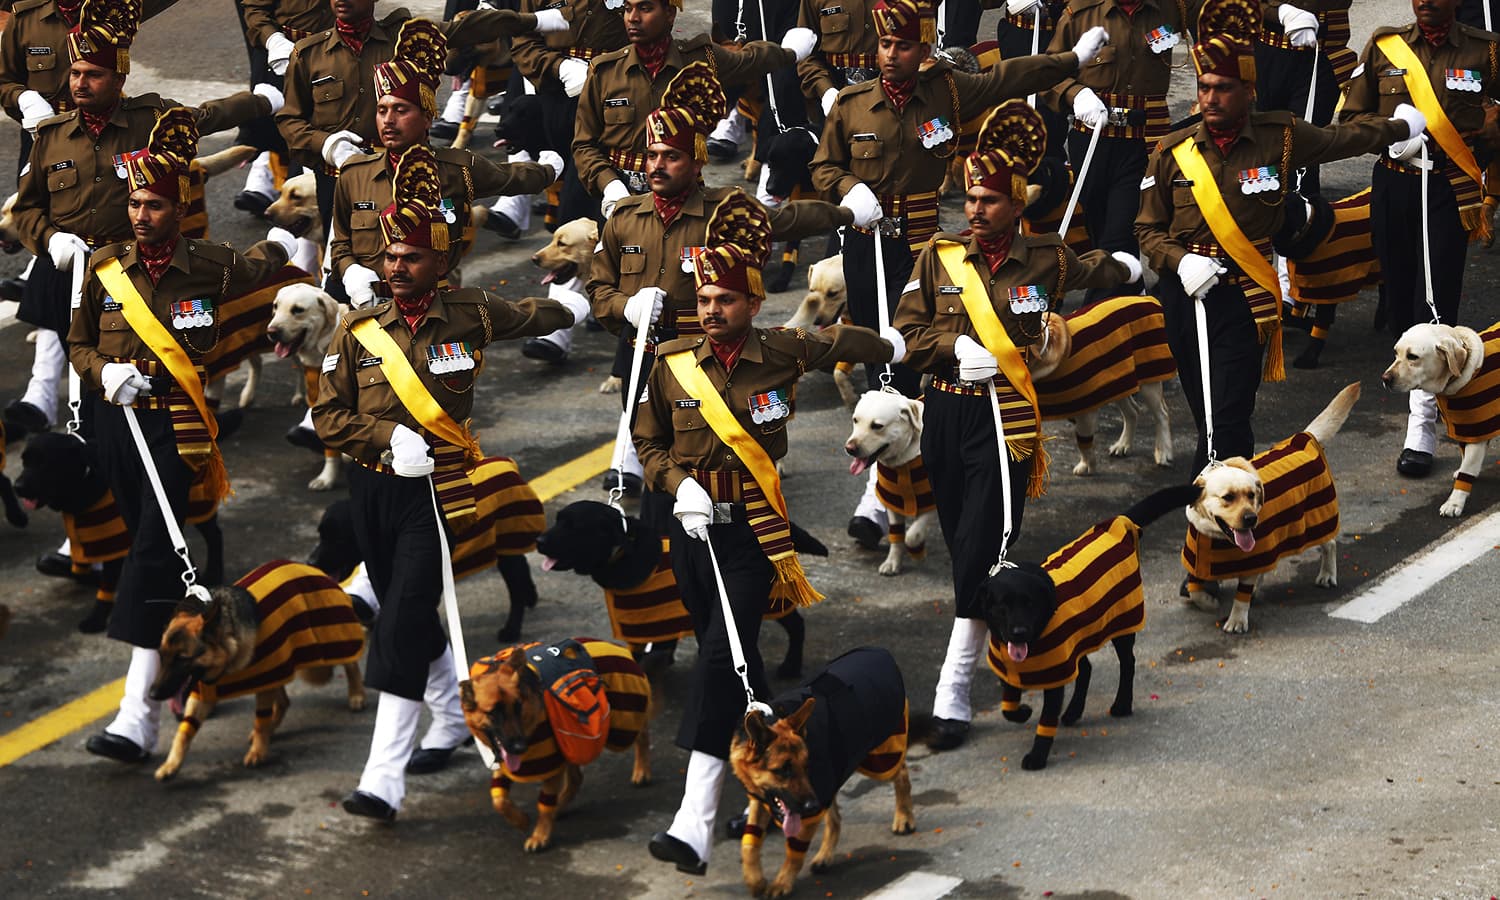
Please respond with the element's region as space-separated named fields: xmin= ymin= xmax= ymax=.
xmin=1140 ymin=175 xmax=1156 ymax=190
xmin=1350 ymin=63 xmax=1364 ymax=80
xmin=321 ymin=353 xmax=339 ymax=373
xmin=901 ymin=280 xmax=920 ymax=294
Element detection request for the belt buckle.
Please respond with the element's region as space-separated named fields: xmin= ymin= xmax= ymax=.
xmin=712 ymin=502 xmax=735 ymax=525
xmin=623 ymin=170 xmax=650 ymax=193
xmin=1107 ymin=108 xmax=1131 ymax=127
xmin=876 ymin=215 xmax=903 ymax=238
xmin=842 ymin=66 xmax=878 ymax=84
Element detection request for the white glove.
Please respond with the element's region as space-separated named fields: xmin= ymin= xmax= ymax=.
xmin=840 ymin=182 xmax=883 ymax=229
xmin=1110 ymin=250 xmax=1143 ymax=283
xmin=624 ymin=286 xmax=665 ymax=330
xmin=953 ymin=334 xmax=998 ymax=383
xmin=558 ymin=57 xmax=589 ymax=98
xmin=48 ymin=231 xmax=90 ymax=272
xmin=1277 ymin=4 xmax=1319 ymax=49
xmin=880 ymin=325 xmax=907 ymax=364
xmin=266 ymin=226 xmax=299 ymax=258
xmin=342 ymin=263 xmax=380 ymax=308
xmin=1072 ymin=87 xmax=1109 ymax=129
xmin=1071 ymin=25 xmax=1109 ymax=66
xmin=253 ymin=82 xmax=285 ymax=115
xmin=1177 ymin=252 xmax=1226 ymax=299
xmin=1392 ymin=102 xmax=1427 ymax=142
xmin=533 ymin=7 xmax=569 ymax=32
xmin=781 ymin=27 xmax=818 ymax=64
xmin=388 ymin=423 xmax=432 ymax=476
xmin=537 ymin=149 xmax=565 ymax=182
xmin=821 ymin=87 xmax=839 ymax=117
xmin=673 ymin=477 xmax=713 ymax=541
xmin=101 ymin=362 xmax=151 ymax=406
xmin=266 ymin=32 xmax=295 ymax=76
xmin=600 ymin=178 xmax=631 ymax=218
xmin=18 ymin=90 xmax=54 ymax=131
xmin=1389 ymin=132 xmax=1427 ymax=162
xmin=321 ymin=129 xmax=363 ymax=168
xmin=1006 ymin=0 xmax=1041 ymax=14
xmin=547 ymin=281 xmax=591 ymax=325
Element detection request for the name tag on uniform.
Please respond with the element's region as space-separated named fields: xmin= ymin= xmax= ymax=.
xmin=916 ymin=116 xmax=954 ymax=149
xmin=541 ymin=0 xmax=565 ymax=8
xmin=102 ymin=296 xmax=121 ymax=312
xmin=358 ymin=356 xmax=383 ymax=368
xmin=311 ymin=74 xmax=337 ymax=86
xmin=681 ymin=245 xmax=705 ymax=273
xmin=427 ymin=342 xmax=475 ymax=375
xmin=1171 ymin=177 xmax=1194 ymax=187
xmin=938 ymin=284 xmax=963 ymax=295
xmin=1008 ymin=285 xmax=1048 ymax=315
xmin=171 ymin=298 xmax=214 ymax=329
xmin=604 ymin=97 xmax=632 ymax=108
xmin=820 ymin=5 xmax=845 ymax=13
xmin=1446 ymin=68 xmax=1483 ymax=92
xmin=48 ymin=160 xmax=75 ymax=172
xmin=322 ymin=353 xmax=340 ymax=373
xmin=621 ymin=245 xmax=643 ymax=254
xmin=27 ymin=46 xmax=53 ymax=55
xmin=852 ymin=132 xmax=879 ymax=141
xmin=1238 ymin=165 xmax=1280 ymax=194
xmin=354 ymin=200 xmax=377 ymax=210
xmin=439 ymin=197 xmax=458 ymax=224
xmin=749 ymin=389 xmax=790 ymax=424
xmin=675 ymin=398 xmax=701 ymax=408
xmin=1380 ymin=68 xmax=1406 ymax=77
xmin=1145 ymin=25 xmax=1179 ymax=54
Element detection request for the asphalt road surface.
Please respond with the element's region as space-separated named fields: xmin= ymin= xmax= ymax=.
xmin=2 ymin=1 xmax=1498 ymax=898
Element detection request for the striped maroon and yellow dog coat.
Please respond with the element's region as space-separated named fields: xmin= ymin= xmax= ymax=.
xmin=604 ymin=537 xmax=693 ymax=646
xmin=1181 ymin=431 xmax=1338 ymax=596
xmin=1034 ymin=295 xmax=1176 ymax=420
xmin=875 ymin=459 xmax=936 ymax=553
xmin=1438 ymin=323 xmax=1500 ymax=497
xmin=1285 ymin=189 xmax=1380 ymax=307
xmin=451 ymin=456 xmax=547 ymax=579
xmin=192 ymin=561 xmax=365 ymax=705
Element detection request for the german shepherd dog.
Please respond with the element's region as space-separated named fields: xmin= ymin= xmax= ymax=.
xmin=460 ymin=638 xmax=651 ymax=852
xmin=149 ymin=562 xmax=366 ymax=782
xmin=730 ymin=647 xmax=915 ymax=898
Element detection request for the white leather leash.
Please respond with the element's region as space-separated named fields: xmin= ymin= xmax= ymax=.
xmin=1059 ymin=117 xmax=1105 ymax=237
xmin=873 ymin=218 xmax=895 ymax=387
xmin=1418 ymin=140 xmax=1442 ymax=324
xmin=1193 ymin=294 xmax=1220 ymax=472
xmin=67 ymin=245 xmax=86 ymax=436
xmin=704 ymin=532 xmax=774 ymax=719
xmin=609 ymin=313 xmax=652 ymax=512
xmin=121 ymin=404 xmax=207 ymax=602
xmin=984 ymin=380 xmax=1016 ymax=575
xmin=1026 ymin=4 xmax=1042 ymax=109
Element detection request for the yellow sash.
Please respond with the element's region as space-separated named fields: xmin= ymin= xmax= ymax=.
xmin=348 ymin=316 xmax=482 ymax=464
xmin=1374 ymin=33 xmax=1485 ymax=195
xmin=1168 ymin=140 xmax=1283 ymax=305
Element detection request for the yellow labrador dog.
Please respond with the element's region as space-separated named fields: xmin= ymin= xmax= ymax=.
xmin=267 ymin=283 xmax=348 ymax=490
xmin=784 ymin=255 xmax=860 ymax=409
xmin=843 ymin=391 xmax=934 ymax=575
xmin=263 ymin=171 xmax=322 ymax=247
xmin=1381 ymin=322 xmax=1500 ymax=517
xmin=525 ymin=218 xmax=606 ymax=385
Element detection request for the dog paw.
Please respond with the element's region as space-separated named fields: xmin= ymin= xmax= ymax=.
xmin=496 ymin=621 xmax=522 ymax=644
xmin=877 ymin=558 xmax=904 ymax=576
xmin=1071 ymin=459 xmax=1093 ymax=476
xmin=744 ymin=877 xmax=768 ymax=897
xmin=630 ymin=770 xmax=652 ymax=787
xmin=242 ymin=747 xmax=269 ymax=768
xmin=522 ymin=833 xmax=552 ymax=853
xmin=154 ymin=763 xmax=179 ymax=782
xmin=308 ymin=474 xmax=337 ymax=491
xmin=1002 ymin=704 xmax=1033 ymax=723
xmin=1060 ymin=709 xmax=1082 ymax=727
xmin=1107 ymin=440 xmax=1130 ymax=458
xmin=766 ymin=878 xmax=797 ymax=898
xmin=597 ymin=376 xmax=622 ymax=395
xmin=891 ymin=814 xmax=916 ymax=835
xmin=1155 ymin=449 xmax=1173 ymax=468
xmin=1315 ymin=574 xmax=1337 ymax=589
xmin=348 ymin=693 xmax=367 ymax=712
xmin=1439 ymin=497 xmax=1467 ymax=517
xmin=1109 ymin=703 xmax=1133 ymax=718
xmin=1221 ymin=617 xmax=1250 ymax=635
xmin=1020 ymin=751 xmax=1049 ymax=771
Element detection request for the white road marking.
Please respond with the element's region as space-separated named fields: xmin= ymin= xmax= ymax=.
xmin=1330 ymin=506 xmax=1500 ymax=623
xmin=863 ymin=871 xmax=964 ymax=900
xmin=1 ymin=299 xmax=17 ymax=330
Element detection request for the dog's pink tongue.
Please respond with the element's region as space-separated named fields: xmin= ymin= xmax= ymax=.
xmin=1008 ymin=642 xmax=1029 ymax=663
xmin=273 ymin=341 xmax=294 ymax=360
xmin=781 ymin=809 xmax=803 ymax=837
xmin=849 ymin=457 xmax=870 ymax=477
xmin=21 ymin=497 xmax=38 ymax=511
xmin=541 ymin=556 xmax=558 ymax=572
xmin=1232 ymin=529 xmax=1256 ymax=552
xmin=500 ymin=746 xmax=521 ymax=773
xmin=540 ymin=270 xmax=557 ymax=286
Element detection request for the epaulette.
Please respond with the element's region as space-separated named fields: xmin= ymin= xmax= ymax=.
xmin=1369 ymin=24 xmax=1409 ymax=40
xmin=1021 ymin=231 xmax=1066 ymax=248
xmin=842 ymin=78 xmax=881 ymax=97
xmin=1158 ymin=121 xmax=1202 ymax=152
xmin=758 ymin=326 xmax=808 ymax=348
xmin=343 ymin=149 xmax=384 ymax=167
xmin=1065 ymin=0 xmax=1105 ymax=11
xmin=593 ymin=45 xmax=631 ymax=66
xmin=1456 ymin=21 xmax=1500 ymax=43
xmin=187 ymin=240 xmax=236 ymax=267
xmin=341 ymin=305 xmax=385 ymax=328
xmin=33 ymin=109 xmax=78 ymax=130
xmin=434 ymin=146 xmax=473 ymax=165
xmin=612 ymin=192 xmax=652 ymax=214
xmin=654 ymin=335 xmax=700 ymax=355
xmin=122 ymin=93 xmax=168 ymax=111
xmin=442 ymin=286 xmax=488 ymax=304
xmin=678 ymin=34 xmax=713 ymax=52
xmin=11 ymin=0 xmax=52 ymax=15
xmin=88 ymin=242 xmax=128 ymax=268
xmin=1253 ymin=109 xmax=1295 ymax=127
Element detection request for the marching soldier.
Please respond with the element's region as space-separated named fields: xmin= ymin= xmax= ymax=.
xmin=313 ymin=145 xmax=589 ymax=822
xmin=275 ymin=0 xmax=571 ymax=231
xmin=635 ymin=190 xmax=903 ymax=875
xmin=1135 ymin=0 xmax=1423 ymax=476
xmin=572 ymin=0 xmax=819 ymax=219
xmin=894 ymin=102 xmax=1139 ymax=752
xmin=67 ymin=108 xmax=297 ymax=763
xmin=1043 ymin=0 xmax=1203 ymax=302
xmin=510 ymin=0 xmax=630 ymax=224
xmin=5 ymin=0 xmax=281 ymax=439
xmin=797 ymin=0 xmax=880 ymax=117
xmin=1341 ymin=0 xmax=1500 ymax=478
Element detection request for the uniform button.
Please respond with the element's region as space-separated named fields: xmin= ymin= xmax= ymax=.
xmin=725 ymin=381 xmax=732 ymax=388
xmin=760 ymin=334 xmax=766 ymax=341
xmin=947 ymin=306 xmax=954 ymax=312
xmin=725 ymin=453 xmax=734 ymax=462
xmin=658 ymin=267 xmax=665 ymax=275
xmin=188 ymin=243 xmax=195 ymax=251
xmin=89 ymin=208 xmax=96 ymax=214
xmin=93 ymin=176 xmax=101 ymax=182
xmin=696 ymin=337 xmax=703 ymax=344
xmin=94 ymin=144 xmax=101 ymax=151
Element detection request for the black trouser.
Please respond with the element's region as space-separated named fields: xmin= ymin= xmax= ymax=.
xmin=348 ymin=464 xmax=452 ymax=699
xmin=922 ymin=388 xmax=1033 ymax=619
xmin=537 ymin=76 xmax=593 ymax=225
xmin=1254 ymin=43 xmax=1337 ymax=199
xmin=840 ymin=227 xmax=921 ymax=396
xmin=1370 ymin=162 xmax=1468 ymax=337
xmin=670 ymin=512 xmax=774 ymax=757
xmin=1157 ymin=273 xmax=1263 ymax=474
xmin=1066 ymin=130 xmax=1146 ymax=303
xmin=96 ymin=404 xmax=195 ymax=648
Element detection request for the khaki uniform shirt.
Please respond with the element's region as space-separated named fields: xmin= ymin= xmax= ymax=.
xmin=314 ymin=288 xmax=573 ymax=464
xmin=330 ymin=145 xmax=554 ymax=278
xmin=587 ymin=185 xmax=853 ymax=334
xmin=894 ymin=231 xmax=1129 ymax=372
xmin=1044 ymin=0 xmax=1202 ymax=106
xmin=68 ymin=237 xmax=290 ymax=389
xmin=1341 ymin=22 xmax=1500 ymax=132
xmin=510 ymin=0 xmax=627 ymax=85
xmin=810 ymin=52 xmax=1079 ymax=201
xmin=1135 ymin=111 xmax=1406 ymax=273
xmin=634 ymin=324 xmax=894 ymax=494
xmin=240 ymin=0 xmax=334 ymax=47
xmin=572 ymin=35 xmax=797 ymax=194
xmin=277 ymin=7 xmax=544 ymax=169
xmin=11 ymin=91 xmax=272 ymax=255
xmin=0 ymin=0 xmax=179 ymax=120
xmin=795 ymin=0 xmax=879 ymax=99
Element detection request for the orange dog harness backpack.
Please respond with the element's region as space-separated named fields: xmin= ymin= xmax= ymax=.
xmin=524 ymin=639 xmax=611 ymax=766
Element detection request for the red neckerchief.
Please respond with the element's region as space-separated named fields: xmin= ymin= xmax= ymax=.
xmin=396 ymin=289 xmax=435 ymax=331
xmin=1207 ymin=117 xmax=1247 ymax=156
xmin=1418 ymin=21 xmax=1451 ymax=47
xmin=1116 ymin=0 xmax=1143 ymax=16
xmin=335 ymin=16 xmax=374 ymax=54
xmin=880 ymin=76 xmax=917 ymax=113
xmin=636 ymin=35 xmax=672 ymax=79
xmin=56 ymin=0 xmax=81 ymax=26
xmin=976 ymin=231 xmax=1014 ymax=274
xmin=138 ymin=237 xmax=177 ymax=286
xmin=80 ymin=102 xmax=117 ymax=138
xmin=652 ymin=187 xmax=692 ymax=226
xmin=710 ymin=332 xmax=750 ymax=371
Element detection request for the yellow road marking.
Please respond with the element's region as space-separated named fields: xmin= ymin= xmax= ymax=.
xmin=0 ymin=440 xmax=617 ymax=767
xmin=0 ymin=679 xmax=125 ymax=767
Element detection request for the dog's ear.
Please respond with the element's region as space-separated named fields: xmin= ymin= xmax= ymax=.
xmin=318 ymin=290 xmax=339 ymax=325
xmin=784 ymin=697 xmax=816 ymax=734
xmin=459 ymin=679 xmax=477 ymax=713
xmin=1437 ymin=333 xmax=1469 ymax=379
xmin=902 ymin=397 xmax=923 ymax=432
xmin=743 ymin=708 xmax=775 ymax=750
